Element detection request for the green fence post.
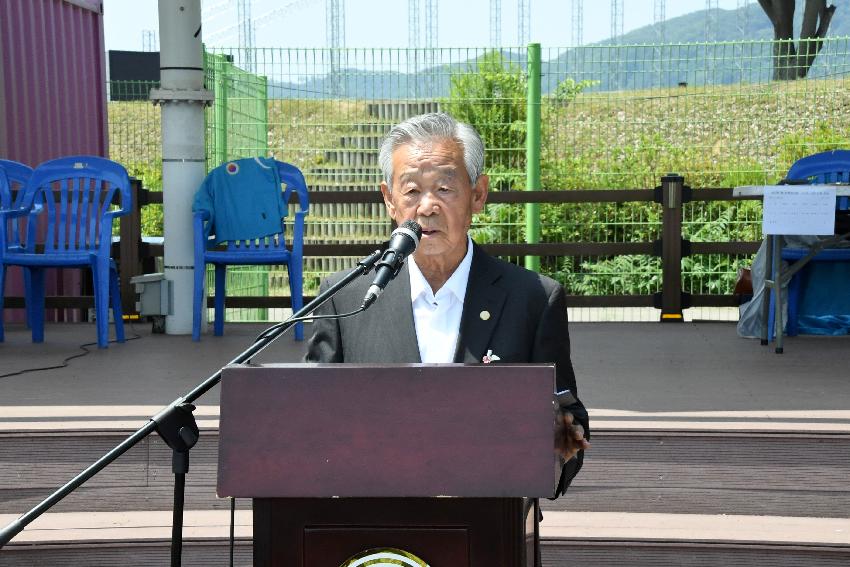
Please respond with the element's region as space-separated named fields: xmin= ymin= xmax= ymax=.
xmin=213 ymin=56 xmax=228 ymax=164
xmin=260 ymin=74 xmax=269 ymax=155
xmin=525 ymin=43 xmax=542 ymax=272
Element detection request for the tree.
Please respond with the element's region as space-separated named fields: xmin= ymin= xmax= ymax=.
xmin=758 ymin=0 xmax=837 ymax=80
xmin=445 ymin=51 xmax=527 ymax=191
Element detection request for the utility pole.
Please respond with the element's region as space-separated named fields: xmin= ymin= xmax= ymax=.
xmin=326 ymin=0 xmax=345 ymax=96
xmin=705 ymin=0 xmax=719 ymax=42
xmin=425 ymin=0 xmax=438 ymax=50
xmin=424 ymin=0 xmax=438 ymax=93
xmin=653 ymin=0 xmax=666 ymax=83
xmin=237 ymin=0 xmax=255 ymax=72
xmin=571 ymin=0 xmax=583 ymax=46
xmin=736 ymin=0 xmax=751 ymax=78
xmin=152 ymin=0 xmax=214 ymax=335
xmin=517 ymin=0 xmax=530 ymax=46
xmin=142 ymin=30 xmax=158 ymax=52
xmin=653 ymin=0 xmax=666 ymax=43
xmin=736 ymin=0 xmax=750 ymax=38
xmin=610 ymin=0 xmax=623 ymax=89
xmin=490 ymin=0 xmax=502 ymax=48
xmin=409 ymin=0 xmax=420 ymax=48
xmin=610 ymin=0 xmax=623 ymax=44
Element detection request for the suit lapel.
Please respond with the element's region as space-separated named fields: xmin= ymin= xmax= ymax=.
xmin=454 ymin=244 xmax=507 ymax=363
xmin=377 ymin=262 xmax=422 ymax=363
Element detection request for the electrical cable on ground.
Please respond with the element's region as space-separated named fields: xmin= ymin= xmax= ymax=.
xmin=0 ymin=324 xmax=143 ymax=379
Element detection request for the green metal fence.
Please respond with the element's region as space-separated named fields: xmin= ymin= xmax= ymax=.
xmin=205 ymin=266 xmax=269 ymax=322
xmin=107 ymin=38 xmax=850 ymax=320
xmin=204 ymin=52 xmax=269 ymax=162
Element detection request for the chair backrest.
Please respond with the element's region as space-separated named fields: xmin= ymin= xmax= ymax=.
xmin=23 ymin=156 xmax=132 ymax=253
xmin=786 ymin=149 xmax=850 ymax=209
xmin=218 ymin=159 xmax=309 ymax=252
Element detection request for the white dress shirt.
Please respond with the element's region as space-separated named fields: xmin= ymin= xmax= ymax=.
xmin=408 ymin=236 xmax=474 ymax=363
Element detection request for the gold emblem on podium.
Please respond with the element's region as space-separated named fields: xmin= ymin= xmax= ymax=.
xmin=339 ymin=547 xmax=430 ymax=567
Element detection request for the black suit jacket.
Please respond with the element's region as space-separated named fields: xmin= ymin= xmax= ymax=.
xmin=304 ymin=242 xmax=588 ymax=495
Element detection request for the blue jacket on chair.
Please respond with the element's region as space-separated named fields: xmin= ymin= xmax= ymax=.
xmin=192 ymin=157 xmax=286 ymax=245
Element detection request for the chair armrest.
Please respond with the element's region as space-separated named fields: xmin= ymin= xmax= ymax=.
xmin=0 ymin=206 xmax=33 ymax=220
xmin=99 ymin=208 xmax=134 ymax=254
xmin=108 ymin=201 xmax=133 ymax=218
xmin=0 ymin=207 xmax=32 ymax=251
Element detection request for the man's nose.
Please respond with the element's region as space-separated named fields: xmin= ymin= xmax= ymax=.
xmin=417 ymin=192 xmax=440 ymax=216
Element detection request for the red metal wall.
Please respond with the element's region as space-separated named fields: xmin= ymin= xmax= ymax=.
xmin=0 ymin=0 xmax=108 ymax=324
xmin=0 ymin=0 xmax=107 ymax=165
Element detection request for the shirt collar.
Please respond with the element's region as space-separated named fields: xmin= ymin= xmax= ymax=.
xmin=409 ymin=235 xmax=474 ymax=303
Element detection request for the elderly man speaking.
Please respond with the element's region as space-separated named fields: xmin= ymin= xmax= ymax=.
xmin=305 ymin=112 xmax=589 ymax=509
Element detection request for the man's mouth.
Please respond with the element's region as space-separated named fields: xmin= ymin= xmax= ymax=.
xmin=420 ymin=228 xmax=439 ymax=236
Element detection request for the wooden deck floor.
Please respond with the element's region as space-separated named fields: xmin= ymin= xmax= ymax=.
xmin=1 ymin=320 xmax=849 ymax=412
xmin=2 ymin=320 xmax=850 ymax=564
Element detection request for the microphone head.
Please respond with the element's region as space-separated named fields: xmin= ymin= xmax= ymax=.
xmin=400 ymin=219 xmax=422 ymax=240
xmin=394 ymin=220 xmax=422 ymax=252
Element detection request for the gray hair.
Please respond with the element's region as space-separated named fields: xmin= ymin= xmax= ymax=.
xmin=378 ymin=112 xmax=485 ymax=190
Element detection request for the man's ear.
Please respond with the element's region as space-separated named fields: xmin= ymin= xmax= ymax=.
xmin=380 ymin=181 xmax=397 ymax=220
xmin=471 ymin=174 xmax=489 ymax=214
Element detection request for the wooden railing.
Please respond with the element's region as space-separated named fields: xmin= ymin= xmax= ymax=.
xmin=4 ymin=175 xmax=762 ymax=321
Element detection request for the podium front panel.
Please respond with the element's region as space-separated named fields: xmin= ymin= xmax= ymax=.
xmin=254 ymin=497 xmax=529 ymax=566
xmin=218 ymin=363 xmax=556 ymax=498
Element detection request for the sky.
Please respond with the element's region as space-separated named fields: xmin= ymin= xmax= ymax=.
xmin=103 ymin=0 xmax=750 ymax=52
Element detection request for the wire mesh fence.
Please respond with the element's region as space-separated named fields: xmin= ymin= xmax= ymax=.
xmin=107 ymin=38 xmax=850 ymax=322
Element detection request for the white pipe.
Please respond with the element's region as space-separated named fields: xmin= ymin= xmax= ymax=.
xmin=155 ymin=0 xmax=210 ymax=335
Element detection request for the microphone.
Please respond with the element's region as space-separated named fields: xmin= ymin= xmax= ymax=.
xmin=362 ymin=220 xmax=422 ymax=309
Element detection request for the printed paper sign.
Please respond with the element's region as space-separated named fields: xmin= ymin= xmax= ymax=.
xmin=762 ymin=185 xmax=836 ymax=236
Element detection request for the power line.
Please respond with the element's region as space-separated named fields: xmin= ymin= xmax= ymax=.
xmin=203 ymin=0 xmax=315 ymax=43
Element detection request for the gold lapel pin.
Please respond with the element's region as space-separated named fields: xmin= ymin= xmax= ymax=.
xmin=480 ymin=310 xmax=491 ymax=321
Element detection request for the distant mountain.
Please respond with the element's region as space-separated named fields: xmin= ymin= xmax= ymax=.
xmin=266 ymin=3 xmax=849 ymax=98
xmin=607 ymin=3 xmax=850 ymax=45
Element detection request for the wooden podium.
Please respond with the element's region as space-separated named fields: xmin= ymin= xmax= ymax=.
xmin=218 ymin=363 xmax=558 ymax=567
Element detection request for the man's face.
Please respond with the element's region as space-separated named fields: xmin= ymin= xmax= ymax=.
xmin=380 ymin=139 xmax=488 ymax=265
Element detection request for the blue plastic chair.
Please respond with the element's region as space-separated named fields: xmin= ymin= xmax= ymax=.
xmin=192 ymin=160 xmax=309 ymax=341
xmin=768 ymin=149 xmax=850 ymax=337
xmin=0 ymin=156 xmax=132 ymax=348
xmin=0 ymin=160 xmax=35 ymax=341
xmin=0 ymin=159 xmax=34 ymax=250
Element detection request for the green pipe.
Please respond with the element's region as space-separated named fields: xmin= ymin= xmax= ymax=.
xmin=213 ymin=55 xmax=228 ymax=164
xmin=260 ymin=75 xmax=269 ymax=155
xmin=525 ymin=43 xmax=541 ymax=272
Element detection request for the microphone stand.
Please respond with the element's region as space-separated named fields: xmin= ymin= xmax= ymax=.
xmin=0 ymin=248 xmax=385 ymax=565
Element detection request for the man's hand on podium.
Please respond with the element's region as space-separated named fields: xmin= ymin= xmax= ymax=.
xmin=555 ymin=410 xmax=590 ymax=462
